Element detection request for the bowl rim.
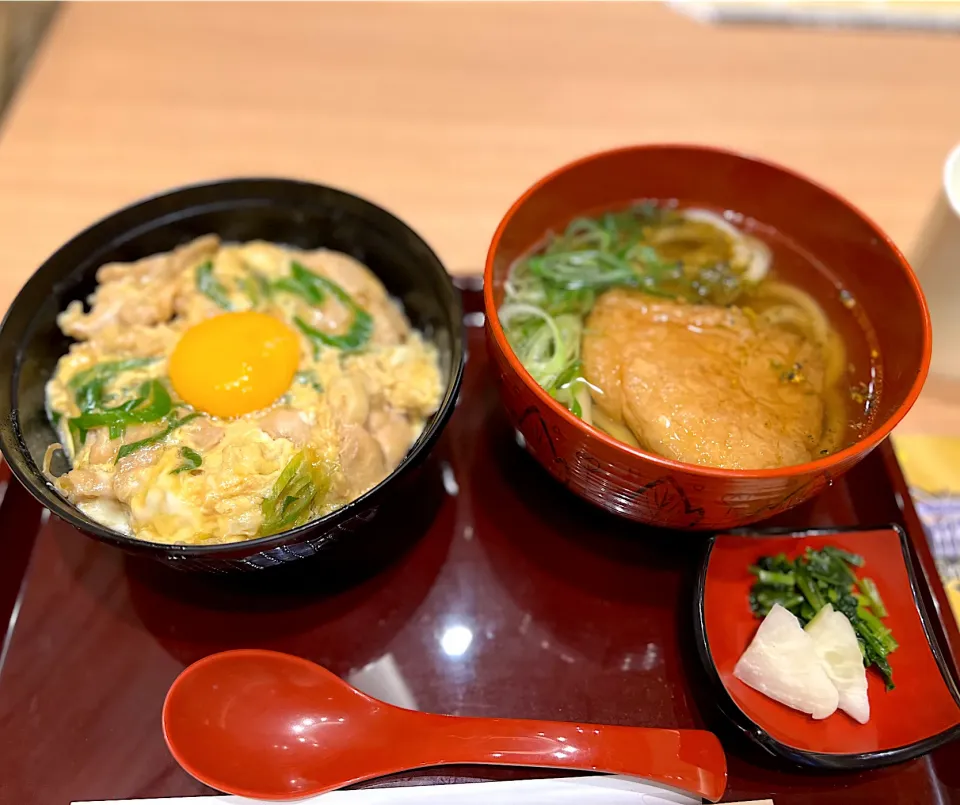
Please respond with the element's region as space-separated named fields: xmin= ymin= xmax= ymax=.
xmin=483 ymin=143 xmax=932 ymax=481
xmin=0 ymin=176 xmax=465 ymax=557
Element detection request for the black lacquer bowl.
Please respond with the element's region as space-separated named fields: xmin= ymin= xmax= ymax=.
xmin=0 ymin=179 xmax=464 ymax=571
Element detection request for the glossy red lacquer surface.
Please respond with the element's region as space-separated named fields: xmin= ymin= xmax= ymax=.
xmin=483 ymin=145 xmax=931 ymax=530
xmin=0 ymin=285 xmax=958 ymax=805
xmin=704 ymin=530 xmax=960 ymax=756
xmin=164 ymin=649 xmax=726 ymax=801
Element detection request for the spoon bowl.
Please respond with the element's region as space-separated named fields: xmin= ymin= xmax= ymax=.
xmin=163 ymin=649 xmax=727 ymax=801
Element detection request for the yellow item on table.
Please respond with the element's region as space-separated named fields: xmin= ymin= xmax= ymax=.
xmin=895 ymin=434 xmax=960 ymax=494
xmin=893 ymin=434 xmax=960 ymax=623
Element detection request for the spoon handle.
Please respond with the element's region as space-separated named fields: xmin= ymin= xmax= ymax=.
xmin=415 ymin=714 xmax=726 ymax=801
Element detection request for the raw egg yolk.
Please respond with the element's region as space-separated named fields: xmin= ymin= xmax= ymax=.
xmin=169 ymin=311 xmax=300 ymax=418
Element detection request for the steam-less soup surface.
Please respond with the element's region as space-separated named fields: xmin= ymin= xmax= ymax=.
xmin=499 ymin=203 xmax=880 ymax=470
xmin=45 ymin=236 xmax=443 ymax=544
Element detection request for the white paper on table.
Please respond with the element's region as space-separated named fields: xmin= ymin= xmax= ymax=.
xmin=73 ymin=775 xmax=701 ymax=805
xmin=669 ymin=0 xmax=960 ymax=32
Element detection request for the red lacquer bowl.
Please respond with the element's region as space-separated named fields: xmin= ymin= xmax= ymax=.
xmin=483 ymin=145 xmax=931 ymax=530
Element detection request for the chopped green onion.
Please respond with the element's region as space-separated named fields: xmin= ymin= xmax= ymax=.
xmin=270 ymin=261 xmax=331 ymax=306
xmin=528 ymin=250 xmax=639 ymax=290
xmin=70 ymin=380 xmax=173 ymax=431
xmin=258 ymin=449 xmax=330 ymax=536
xmin=240 ymin=269 xmax=272 ymax=307
xmin=499 ymin=303 xmax=581 ymax=392
xmin=196 ymin=261 xmax=232 ymax=310
xmin=290 ymin=262 xmax=328 ymax=303
xmin=171 ymin=446 xmax=203 ymax=474
xmin=274 ymin=276 xmax=322 ymax=305
xmin=68 ymin=357 xmax=159 ymax=413
xmin=289 ymin=265 xmax=373 ymax=355
xmin=68 ymin=379 xmax=173 ymax=446
xmin=68 ymin=357 xmax=159 ymax=392
xmin=115 ymin=412 xmax=202 ymax=463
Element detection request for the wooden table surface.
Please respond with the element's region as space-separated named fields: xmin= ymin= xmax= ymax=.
xmin=0 ymin=0 xmax=957 ymax=429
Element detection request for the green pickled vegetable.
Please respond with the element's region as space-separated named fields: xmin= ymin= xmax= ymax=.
xmin=823 ymin=545 xmax=866 ymax=568
xmin=747 ymin=545 xmax=897 ymax=689
xmin=748 ymin=565 xmax=796 ymax=588
xmin=858 ymin=577 xmax=888 ymax=618
xmin=795 ymin=562 xmax=826 ymax=612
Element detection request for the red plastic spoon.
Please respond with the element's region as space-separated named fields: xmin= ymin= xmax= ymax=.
xmin=163 ymin=649 xmax=727 ymax=801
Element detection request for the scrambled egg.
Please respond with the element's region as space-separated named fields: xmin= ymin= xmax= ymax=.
xmin=45 ymin=236 xmax=443 ymax=545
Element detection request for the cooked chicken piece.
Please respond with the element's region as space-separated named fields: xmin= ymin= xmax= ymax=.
xmin=88 ymin=324 xmax=179 ymax=357
xmin=204 ymin=442 xmax=290 ymax=498
xmin=96 ymin=235 xmax=220 ymax=283
xmin=302 ymin=299 xmax=352 ymax=333
xmin=59 ymin=236 xmax=219 ymax=340
xmin=114 ymin=445 xmax=163 ymax=503
xmin=338 ymin=424 xmax=387 ymax=497
xmin=295 ymin=249 xmax=407 ymax=345
xmin=122 ymin=423 xmax=162 ymax=445
xmin=117 ymin=283 xmax=177 ymax=327
xmin=173 ymin=288 xmax=223 ymax=325
xmin=327 ymin=375 xmax=370 ymax=426
xmin=212 ymin=495 xmax=262 ymax=539
xmin=182 ymin=418 xmax=225 ymax=451
xmin=258 ymin=409 xmax=311 ymax=446
xmin=116 ymin=443 xmax=164 ymax=471
xmin=368 ymin=409 xmax=415 ymax=468
xmin=365 ymin=299 xmax=407 ymax=347
xmin=582 ymin=288 xmax=826 ymax=470
xmin=86 ymin=428 xmax=119 ymax=465
xmin=58 ymin=298 xmax=123 ymax=342
xmin=58 ymin=467 xmax=115 ymax=499
xmin=296 ymin=249 xmax=384 ymax=304
xmin=344 ymin=339 xmax=442 ymax=419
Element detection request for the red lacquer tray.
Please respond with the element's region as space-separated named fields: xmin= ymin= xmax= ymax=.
xmin=1 ymin=279 xmax=959 ymax=804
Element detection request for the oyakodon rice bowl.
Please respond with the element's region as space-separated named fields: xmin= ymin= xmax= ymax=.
xmin=45 ymin=237 xmax=443 ymax=545
xmin=0 ymin=178 xmax=463 ymax=569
